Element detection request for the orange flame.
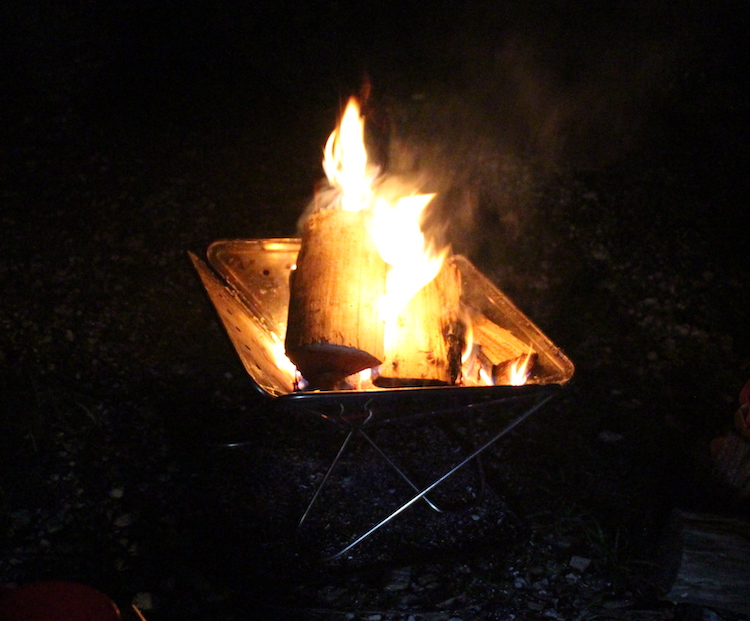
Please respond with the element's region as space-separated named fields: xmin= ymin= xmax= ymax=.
xmin=269 ymin=333 xmax=298 ymax=378
xmin=322 ymin=96 xmax=447 ymax=322
xmin=508 ymin=352 xmax=534 ymax=386
xmin=322 ymin=98 xmax=377 ymax=212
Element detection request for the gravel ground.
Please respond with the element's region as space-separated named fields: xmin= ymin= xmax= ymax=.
xmin=2 ymin=2 xmax=749 ymax=620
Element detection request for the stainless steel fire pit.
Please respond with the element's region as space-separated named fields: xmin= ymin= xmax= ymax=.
xmin=190 ymin=238 xmax=574 ymax=558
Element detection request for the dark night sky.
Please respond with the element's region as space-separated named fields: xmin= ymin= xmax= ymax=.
xmin=3 ymin=1 xmax=747 ymax=165
xmin=2 ymin=0 xmax=749 ymax=260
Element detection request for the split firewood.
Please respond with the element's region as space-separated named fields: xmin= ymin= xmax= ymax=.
xmin=285 ymin=208 xmax=387 ymax=388
xmin=471 ymin=312 xmax=530 ymax=365
xmin=374 ymin=259 xmax=463 ymax=387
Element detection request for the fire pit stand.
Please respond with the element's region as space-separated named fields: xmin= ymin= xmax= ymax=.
xmin=279 ymin=385 xmax=559 ymax=559
xmin=190 ymin=239 xmax=574 ymax=559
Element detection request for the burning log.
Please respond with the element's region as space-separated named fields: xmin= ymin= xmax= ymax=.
xmin=285 ymin=208 xmax=387 ymax=388
xmin=471 ymin=313 xmax=530 ymax=365
xmin=374 ymin=260 xmax=463 ymax=387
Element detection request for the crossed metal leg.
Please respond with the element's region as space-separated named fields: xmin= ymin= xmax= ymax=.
xmin=296 ymin=391 xmax=556 ymax=560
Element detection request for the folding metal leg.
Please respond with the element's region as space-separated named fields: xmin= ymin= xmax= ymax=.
xmin=357 ymin=428 xmax=444 ymax=512
xmin=298 ymin=427 xmax=357 ymax=527
xmin=297 ymin=391 xmax=555 ymax=560
xmin=298 ymin=412 xmax=443 ymax=534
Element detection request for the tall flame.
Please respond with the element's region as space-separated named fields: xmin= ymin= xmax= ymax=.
xmin=321 ymin=97 xmax=447 ymax=320
xmin=371 ymin=194 xmax=446 ymax=322
xmin=322 ymin=99 xmax=376 ymax=212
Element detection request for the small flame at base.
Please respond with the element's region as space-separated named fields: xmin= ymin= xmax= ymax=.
xmin=507 ymin=352 xmax=535 ymax=386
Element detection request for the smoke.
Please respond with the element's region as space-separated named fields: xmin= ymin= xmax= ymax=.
xmin=295 ymin=1 xmax=707 ymax=268
xmin=355 ymin=2 xmax=702 ymax=259
xmin=471 ymin=34 xmax=682 ymax=169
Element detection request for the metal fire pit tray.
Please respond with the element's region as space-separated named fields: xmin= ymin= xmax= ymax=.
xmin=190 ymin=238 xmax=573 ymax=402
xmin=190 ymin=238 xmax=574 ymax=558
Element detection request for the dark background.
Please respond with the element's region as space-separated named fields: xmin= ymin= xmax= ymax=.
xmin=1 ymin=1 xmax=750 ymax=619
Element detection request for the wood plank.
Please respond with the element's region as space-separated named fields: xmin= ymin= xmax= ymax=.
xmin=661 ymin=510 xmax=750 ymax=616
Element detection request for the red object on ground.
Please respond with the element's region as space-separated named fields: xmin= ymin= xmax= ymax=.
xmin=0 ymin=582 xmax=120 ymax=621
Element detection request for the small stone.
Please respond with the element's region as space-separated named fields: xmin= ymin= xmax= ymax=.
xmin=109 ymin=488 xmax=124 ymax=499
xmin=527 ymin=600 xmax=545 ymax=611
xmin=598 ymin=430 xmax=623 ymax=443
xmin=132 ymin=592 xmax=153 ymax=611
xmin=602 ymin=599 xmax=633 ymax=609
xmin=531 ymin=578 xmax=549 ymax=591
xmin=114 ymin=513 xmax=132 ymax=528
xmin=569 ymin=555 xmax=591 ymax=572
xmin=417 ymin=573 xmax=440 ymax=589
xmin=318 ymin=585 xmax=346 ymax=603
xmin=11 ymin=510 xmax=31 ymax=529
xmin=367 ymin=615 xmax=382 ymax=621
xmin=384 ymin=566 xmax=411 ymax=591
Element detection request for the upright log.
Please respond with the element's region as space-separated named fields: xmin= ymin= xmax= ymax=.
xmin=285 ymin=208 xmax=387 ymax=388
xmin=374 ymin=260 xmax=463 ymax=387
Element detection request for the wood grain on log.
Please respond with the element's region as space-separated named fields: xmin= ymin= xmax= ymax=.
xmin=285 ymin=208 xmax=387 ymax=388
xmin=374 ymin=260 xmax=462 ymax=387
xmin=471 ymin=313 xmax=529 ymax=365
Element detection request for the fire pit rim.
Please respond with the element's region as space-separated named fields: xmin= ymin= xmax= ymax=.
xmin=191 ymin=238 xmax=575 ymax=399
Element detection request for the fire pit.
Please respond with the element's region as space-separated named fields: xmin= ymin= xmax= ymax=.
xmin=189 ymin=94 xmax=573 ymax=558
xmin=190 ymin=238 xmax=573 ymax=399
xmin=190 ymin=238 xmax=573 ymax=558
